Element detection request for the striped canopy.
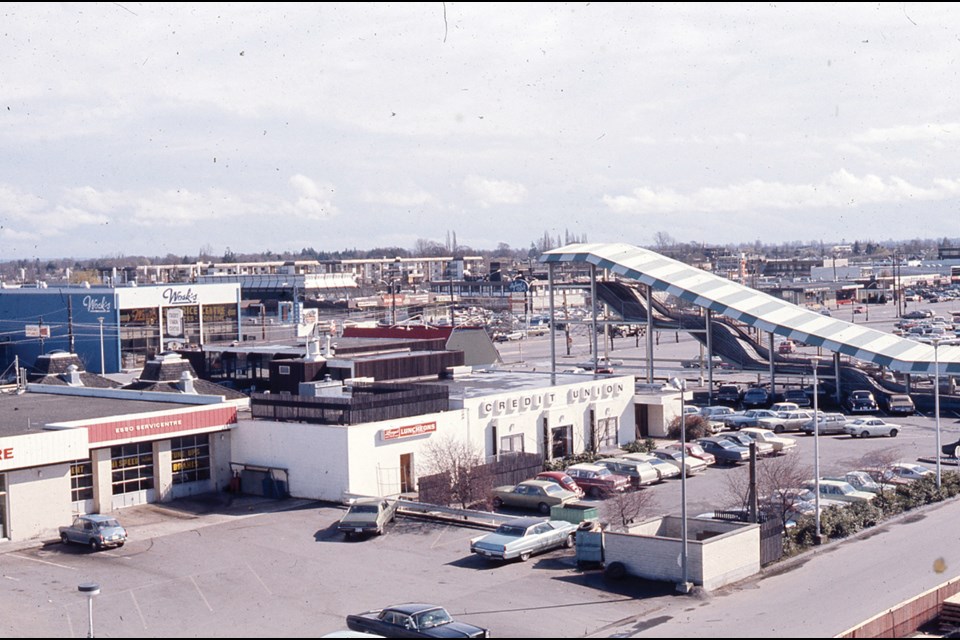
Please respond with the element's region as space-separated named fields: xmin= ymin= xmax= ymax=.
xmin=541 ymin=243 xmax=960 ymax=376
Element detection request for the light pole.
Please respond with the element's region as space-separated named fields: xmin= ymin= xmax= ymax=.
xmin=933 ymin=338 xmax=942 ymax=489
xmin=670 ymin=376 xmax=691 ymax=593
xmin=98 ymin=317 xmax=105 ymax=374
xmin=811 ymin=356 xmax=823 ymax=544
xmin=78 ymin=582 xmax=100 ymax=638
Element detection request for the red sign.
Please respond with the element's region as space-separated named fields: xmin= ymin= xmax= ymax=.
xmin=85 ymin=405 xmax=238 ymax=444
xmin=0 ymin=447 xmax=12 ymax=460
xmin=382 ymin=421 xmax=437 ymax=441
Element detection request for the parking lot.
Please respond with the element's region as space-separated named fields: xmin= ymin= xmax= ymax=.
xmin=3 ymin=404 xmax=958 ymax=638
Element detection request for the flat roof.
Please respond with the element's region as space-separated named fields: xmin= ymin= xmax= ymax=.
xmin=440 ymin=368 xmax=629 ymax=399
xmin=542 ymin=243 xmax=960 ymax=375
xmin=0 ymin=391 xmax=194 ymax=438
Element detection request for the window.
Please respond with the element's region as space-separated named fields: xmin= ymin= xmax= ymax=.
xmin=70 ymin=460 xmax=94 ymax=502
xmin=499 ymin=433 xmax=524 ymax=455
xmin=598 ymin=417 xmax=619 ymax=448
xmin=110 ymin=443 xmax=155 ymax=495
xmin=278 ymin=365 xmax=291 ymax=375
xmin=552 ymin=425 xmax=573 ymax=458
xmin=171 ymin=434 xmax=211 ymax=484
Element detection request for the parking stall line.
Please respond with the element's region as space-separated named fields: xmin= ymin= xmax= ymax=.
xmin=190 ymin=575 xmax=214 ymax=612
xmin=129 ymin=589 xmax=149 ymax=630
xmin=8 ymin=553 xmax=75 ymax=570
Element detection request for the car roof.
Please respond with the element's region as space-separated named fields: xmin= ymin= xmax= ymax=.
xmin=81 ymin=514 xmax=118 ymax=523
xmin=519 ymin=479 xmax=556 ymax=488
xmin=568 ymin=463 xmax=606 ymax=471
xmin=503 ymin=517 xmax=550 ymax=528
xmin=384 ymin=603 xmax=446 ymax=615
xmin=536 ymin=471 xmax=570 ymax=479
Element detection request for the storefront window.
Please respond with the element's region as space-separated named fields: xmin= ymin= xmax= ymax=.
xmin=551 ymin=425 xmax=573 ymax=459
xmin=111 ymin=443 xmax=155 ymax=495
xmin=70 ymin=460 xmax=94 ymax=502
xmin=171 ymin=435 xmax=211 ymax=484
xmin=499 ymin=434 xmax=524 ymax=455
xmin=119 ymin=307 xmax=160 ymax=367
xmin=202 ymin=303 xmax=239 ymax=343
xmin=598 ymin=417 xmax=619 ymax=449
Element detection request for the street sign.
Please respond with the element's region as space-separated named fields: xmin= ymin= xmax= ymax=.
xmin=25 ymin=325 xmax=51 ymax=338
xmin=508 ymin=279 xmax=529 ymax=293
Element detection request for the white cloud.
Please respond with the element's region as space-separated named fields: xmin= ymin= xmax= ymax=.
xmin=360 ymin=188 xmax=438 ymax=208
xmin=853 ymin=123 xmax=960 ymax=145
xmin=603 ymin=171 xmax=960 ymax=215
xmin=463 ymin=175 xmax=528 ymax=207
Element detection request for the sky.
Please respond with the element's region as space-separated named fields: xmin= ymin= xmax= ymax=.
xmin=1 ymin=2 xmax=960 ymax=261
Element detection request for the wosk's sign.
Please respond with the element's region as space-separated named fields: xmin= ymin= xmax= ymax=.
xmin=382 ymin=421 xmax=437 ymax=441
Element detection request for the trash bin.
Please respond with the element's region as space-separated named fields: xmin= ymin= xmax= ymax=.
xmin=550 ymin=502 xmax=599 ymax=525
xmin=575 ymin=520 xmax=604 ymax=567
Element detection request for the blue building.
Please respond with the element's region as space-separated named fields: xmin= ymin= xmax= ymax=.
xmin=0 ymin=283 xmax=241 ymax=375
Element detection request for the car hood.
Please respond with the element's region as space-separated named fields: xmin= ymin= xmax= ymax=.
xmin=420 ymin=622 xmax=488 ymax=637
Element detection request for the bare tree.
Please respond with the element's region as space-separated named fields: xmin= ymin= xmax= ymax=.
xmin=723 ymin=454 xmax=812 ymax=532
xmin=421 ymin=436 xmax=492 ymax=509
xmin=844 ymin=446 xmax=903 ymax=496
xmin=601 ymin=489 xmax=657 ymax=530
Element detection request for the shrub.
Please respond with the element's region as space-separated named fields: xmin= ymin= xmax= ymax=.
xmin=621 ymin=438 xmax=657 ymax=454
xmin=667 ymin=415 xmax=711 ymax=441
xmin=542 ymin=451 xmax=600 ymax=472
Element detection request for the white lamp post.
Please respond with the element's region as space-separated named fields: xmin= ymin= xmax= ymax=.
xmin=98 ymin=317 xmax=105 ymax=374
xmin=933 ymin=338 xmax=942 ymax=489
xmin=811 ymin=356 xmax=822 ymax=544
xmin=670 ymin=376 xmax=691 ymax=593
xmin=78 ymin=582 xmax=100 ymax=638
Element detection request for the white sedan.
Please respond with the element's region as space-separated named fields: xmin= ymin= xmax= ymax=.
xmin=739 ymin=428 xmax=798 ymax=453
xmin=844 ymin=418 xmax=901 ymax=438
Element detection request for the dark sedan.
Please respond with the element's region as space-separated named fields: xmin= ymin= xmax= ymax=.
xmin=346 ymin=603 xmax=489 ymax=638
xmin=696 ymin=437 xmax=750 ymax=465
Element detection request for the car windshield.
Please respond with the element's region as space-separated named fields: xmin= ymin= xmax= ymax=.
xmin=689 ymin=445 xmax=706 ymax=455
xmin=543 ymin=483 xmax=565 ymax=494
xmin=715 ymin=440 xmax=735 ymax=449
xmin=349 ymin=504 xmax=379 ymax=514
xmin=415 ymin=608 xmax=452 ymax=629
xmin=495 ymin=524 xmax=528 ymax=537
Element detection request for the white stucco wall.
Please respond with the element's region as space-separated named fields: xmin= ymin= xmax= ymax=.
xmin=6 ymin=463 xmax=73 ymax=542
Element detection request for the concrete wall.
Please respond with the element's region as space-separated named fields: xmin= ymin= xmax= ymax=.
xmin=7 ymin=463 xmax=72 ymax=542
xmin=604 ymin=516 xmax=760 ymax=590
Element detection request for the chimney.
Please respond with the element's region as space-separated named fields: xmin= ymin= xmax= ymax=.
xmin=323 ymin=334 xmax=335 ymax=357
xmin=178 ymin=370 xmax=196 ymax=394
xmin=63 ymin=364 xmax=83 ymax=386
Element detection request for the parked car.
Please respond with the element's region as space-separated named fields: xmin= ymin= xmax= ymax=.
xmin=663 ymin=441 xmax=716 ymax=466
xmin=699 ymin=405 xmax=737 ymax=432
xmin=535 ymin=471 xmax=584 ymax=498
xmin=805 ymin=479 xmax=875 ymax=504
xmin=716 ymin=384 xmax=742 ymax=405
xmin=781 ymin=389 xmax=812 ymax=408
xmin=618 ymin=452 xmax=681 ymax=480
xmin=844 ymin=390 xmax=878 ymax=414
xmin=346 ymin=603 xmax=490 ymax=638
xmin=883 ymin=463 xmax=934 ymax=483
xmin=777 ymin=340 xmax=797 ymax=354
xmin=738 ymin=427 xmax=798 ymax=454
xmin=943 ymin=438 xmax=960 ymax=459
xmin=723 ymin=409 xmax=779 ymax=430
xmin=591 ymin=458 xmax=659 ymax=488
xmin=881 ymin=393 xmax=916 ymax=416
xmin=719 ymin=432 xmax=776 ymax=456
xmin=59 ymin=514 xmax=127 ymax=550
xmin=696 ymin=437 xmax=750 ymax=465
xmin=491 ymin=480 xmax=578 ymax=514
xmin=469 ymin=517 xmax=577 ymax=562
xmin=565 ymin=463 xmax=631 ymax=497
xmin=337 ymin=498 xmax=399 ymax=539
xmin=651 ymin=448 xmax=709 ymax=475
xmin=741 ymin=387 xmax=771 ymax=409
xmin=801 ymin=412 xmax=848 ymax=435
xmin=844 ymin=417 xmax=901 ymax=438
xmin=825 ymin=471 xmax=882 ymax=494
xmin=681 ymin=354 xmax=724 ymax=369
xmin=769 ymin=402 xmax=800 ymax=413
xmin=757 ymin=410 xmax=816 ymax=434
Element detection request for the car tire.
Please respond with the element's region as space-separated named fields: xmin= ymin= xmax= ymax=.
xmin=116 ymin=541 xmax=124 ymax=548
xmin=537 ymin=502 xmax=550 ymax=515
xmin=519 ymin=550 xmax=532 ymax=562
xmin=343 ymin=531 xmax=352 ymax=541
xmin=492 ymin=497 xmax=504 ymax=510
xmin=889 ymin=429 xmax=898 ymax=437
xmin=60 ymin=533 xmax=70 ymax=545
xmin=565 ymin=534 xmax=575 ymax=549
xmin=774 ymin=425 xmax=784 ymax=434
xmin=859 ymin=431 xmax=869 ymax=438
xmin=89 ymin=539 xmax=100 ymax=552
xmin=604 ymin=561 xmax=627 ymax=581
xmin=589 ymin=487 xmax=602 ymax=499
xmin=953 ymin=445 xmax=960 ymax=459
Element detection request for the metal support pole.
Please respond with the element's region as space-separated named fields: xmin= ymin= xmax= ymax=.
xmin=705 ymin=309 xmax=714 ymax=398
xmin=812 ymin=357 xmax=822 ymax=544
xmin=934 ymin=339 xmax=942 ymax=489
xmin=590 ymin=265 xmax=598 ymax=371
xmin=834 ymin=352 xmax=842 ymax=405
xmin=768 ymin=332 xmax=776 ymax=395
xmin=646 ymin=285 xmax=654 ymax=383
xmin=548 ymin=262 xmax=556 ymax=378
xmin=672 ymin=376 xmax=691 ymax=593
xmin=98 ymin=317 xmax=105 ymax=375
